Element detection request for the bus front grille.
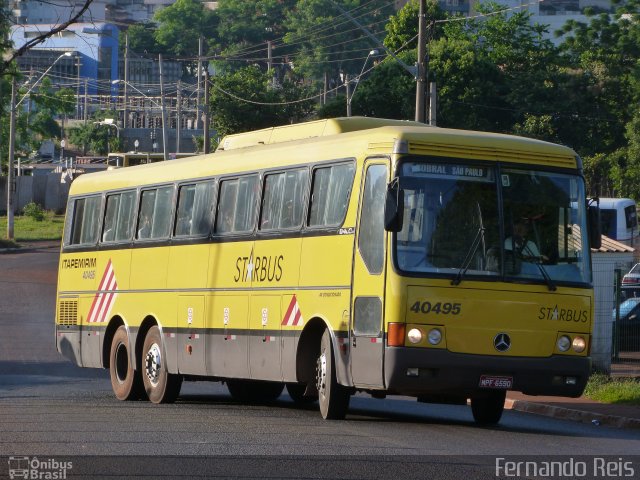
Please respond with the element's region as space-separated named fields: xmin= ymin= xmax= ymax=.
xmin=58 ymin=300 xmax=78 ymax=325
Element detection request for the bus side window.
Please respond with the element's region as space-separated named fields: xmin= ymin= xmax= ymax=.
xmin=175 ymin=181 xmax=215 ymax=237
xmin=215 ymin=175 xmax=258 ymax=234
xmin=136 ymin=186 xmax=174 ymax=240
xmin=102 ymin=191 xmax=136 ymax=243
xmin=68 ymin=196 xmax=101 ymax=246
xmin=308 ymin=162 xmax=355 ymax=227
xmin=261 ymin=168 xmax=308 ymax=231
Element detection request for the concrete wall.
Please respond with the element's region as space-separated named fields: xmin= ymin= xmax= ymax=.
xmin=0 ymin=174 xmax=70 ymax=214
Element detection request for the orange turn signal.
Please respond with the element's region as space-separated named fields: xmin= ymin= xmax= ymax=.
xmin=387 ymin=323 xmax=406 ymax=347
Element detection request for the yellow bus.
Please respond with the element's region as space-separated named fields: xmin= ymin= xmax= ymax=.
xmin=55 ymin=117 xmax=600 ymax=424
xmin=106 ymin=152 xmax=194 ymax=168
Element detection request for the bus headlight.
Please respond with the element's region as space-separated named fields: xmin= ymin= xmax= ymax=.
xmin=407 ymin=328 xmax=423 ymax=344
xmin=572 ymin=336 xmax=586 ymax=353
xmin=557 ymin=335 xmax=571 ymax=352
xmin=427 ymin=328 xmax=442 ymax=345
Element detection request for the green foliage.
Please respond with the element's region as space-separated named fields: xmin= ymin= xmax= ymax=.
xmin=124 ymin=23 xmax=161 ymax=55
xmin=384 ymin=0 xmax=445 ymax=51
xmin=283 ymin=0 xmax=395 ymax=83
xmin=584 ymin=374 xmax=640 ymax=405
xmin=22 ymin=202 xmax=45 ymax=222
xmin=0 ymin=213 xmax=64 ymax=241
xmin=154 ymin=0 xmax=218 ymax=57
xmin=68 ymin=111 xmax=120 ymax=155
xmin=210 ymin=65 xmax=315 ymax=137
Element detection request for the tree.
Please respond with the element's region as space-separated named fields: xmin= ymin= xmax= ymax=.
xmin=283 ymin=0 xmax=395 ymax=84
xmin=153 ymin=0 xmax=218 ymax=57
xmin=124 ymin=22 xmax=161 ymax=56
xmin=383 ymin=0 xmax=445 ymax=51
xmin=68 ymin=111 xmax=120 ymax=155
xmin=215 ymin=0 xmax=295 ymax=54
xmin=209 ymin=65 xmax=315 ymax=137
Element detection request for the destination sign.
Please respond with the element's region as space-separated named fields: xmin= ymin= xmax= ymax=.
xmin=403 ymin=162 xmax=492 ymax=180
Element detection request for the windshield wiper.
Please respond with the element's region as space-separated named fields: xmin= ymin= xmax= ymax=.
xmin=451 ymin=225 xmax=485 ymax=286
xmin=521 ymin=244 xmax=557 ymax=292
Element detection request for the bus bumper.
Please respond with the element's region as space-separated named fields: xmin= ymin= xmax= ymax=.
xmin=384 ymin=348 xmax=590 ymax=398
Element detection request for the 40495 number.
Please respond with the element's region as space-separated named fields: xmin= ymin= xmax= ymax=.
xmin=409 ymin=301 xmax=461 ymax=315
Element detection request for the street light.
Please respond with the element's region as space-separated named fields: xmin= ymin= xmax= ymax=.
xmin=60 ymin=139 xmax=66 ymax=165
xmin=346 ymin=49 xmax=379 ymax=117
xmin=112 ymin=79 xmax=167 ymax=160
xmin=94 ymin=118 xmax=121 ymax=153
xmin=6 ymin=51 xmax=74 ymax=241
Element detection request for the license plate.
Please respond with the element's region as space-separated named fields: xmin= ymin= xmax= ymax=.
xmin=479 ymin=375 xmax=513 ymax=389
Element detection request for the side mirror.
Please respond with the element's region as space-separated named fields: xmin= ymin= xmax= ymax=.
xmin=384 ymin=177 xmax=404 ymax=232
xmin=588 ymin=200 xmax=602 ymax=250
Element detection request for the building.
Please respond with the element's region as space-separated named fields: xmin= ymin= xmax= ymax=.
xmin=11 ymin=22 xmax=120 ymax=97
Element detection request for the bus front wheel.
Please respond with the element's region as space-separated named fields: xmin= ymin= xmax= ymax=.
xmin=142 ymin=326 xmax=182 ymax=404
xmin=286 ymin=383 xmax=317 ymax=404
xmin=109 ymin=325 xmax=144 ymax=401
xmin=470 ymin=390 xmax=506 ymax=425
xmin=316 ymin=329 xmax=350 ymax=419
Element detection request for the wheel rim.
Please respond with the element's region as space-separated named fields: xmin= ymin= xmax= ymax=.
xmin=115 ymin=342 xmax=129 ymax=384
xmin=316 ymin=349 xmax=327 ymax=399
xmin=145 ymin=343 xmax=162 ymax=387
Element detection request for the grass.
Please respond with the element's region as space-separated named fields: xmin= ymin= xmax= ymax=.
xmin=0 ymin=211 xmax=65 ymax=243
xmin=584 ymin=373 xmax=640 ymax=405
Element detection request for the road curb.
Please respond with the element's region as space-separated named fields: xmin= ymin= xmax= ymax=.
xmin=505 ymin=398 xmax=640 ymax=429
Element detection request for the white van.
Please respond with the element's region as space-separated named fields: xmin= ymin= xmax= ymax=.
xmin=598 ymin=198 xmax=637 ymax=245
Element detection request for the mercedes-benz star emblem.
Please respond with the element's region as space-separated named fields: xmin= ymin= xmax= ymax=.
xmin=494 ymin=333 xmax=511 ymax=352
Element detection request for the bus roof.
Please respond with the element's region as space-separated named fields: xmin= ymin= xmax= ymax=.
xmin=69 ymin=117 xmax=579 ymax=196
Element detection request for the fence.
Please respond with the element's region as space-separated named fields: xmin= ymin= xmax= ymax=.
xmin=611 ymin=264 xmax=640 ymax=376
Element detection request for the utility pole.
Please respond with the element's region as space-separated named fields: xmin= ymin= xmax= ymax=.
xmin=196 ymin=36 xmax=203 ymax=130
xmin=203 ymin=69 xmax=210 ymax=154
xmin=415 ymin=0 xmax=427 ymax=123
xmin=7 ymin=77 xmax=16 ymax=240
xmin=124 ymin=33 xmax=129 ymax=131
xmin=429 ymin=82 xmax=437 ymax=126
xmin=159 ymin=54 xmax=168 ymax=161
xmin=323 ymin=72 xmax=328 ymax=104
xmin=176 ymin=80 xmax=182 ymax=153
xmin=83 ymin=78 xmax=88 ymax=122
xmin=345 ymin=74 xmax=351 ymax=117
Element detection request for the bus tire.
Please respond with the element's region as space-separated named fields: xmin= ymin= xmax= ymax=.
xmin=316 ymin=329 xmax=350 ymax=420
xmin=471 ymin=390 xmax=506 ymax=425
xmin=142 ymin=326 xmax=182 ymax=404
xmin=227 ymin=380 xmax=284 ymax=404
xmin=109 ymin=326 xmax=145 ymax=401
xmin=286 ymin=383 xmax=317 ymax=404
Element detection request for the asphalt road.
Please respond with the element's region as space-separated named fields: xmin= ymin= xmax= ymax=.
xmin=0 ymin=243 xmax=639 ymax=479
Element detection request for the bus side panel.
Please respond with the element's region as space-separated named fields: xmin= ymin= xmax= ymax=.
xmin=206 ymin=240 xmax=254 ymax=378
xmin=207 ymin=294 xmax=249 ymax=378
xmin=248 ymin=295 xmax=281 ymax=381
xmin=251 ymin=237 xmax=303 ymax=382
xmin=168 ymin=243 xmax=211 ymax=376
xmin=299 ymin=233 xmax=355 ymax=386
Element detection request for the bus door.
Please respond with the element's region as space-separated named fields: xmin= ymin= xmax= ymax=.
xmin=350 ymin=160 xmax=389 ymax=388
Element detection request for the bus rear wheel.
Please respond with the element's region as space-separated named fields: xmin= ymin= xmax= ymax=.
xmin=286 ymin=383 xmax=318 ymax=404
xmin=142 ymin=326 xmax=182 ymax=404
xmin=471 ymin=390 xmax=506 ymax=425
xmin=316 ymin=329 xmax=350 ymax=420
xmin=109 ymin=325 xmax=145 ymax=401
xmin=227 ymin=379 xmax=284 ymax=403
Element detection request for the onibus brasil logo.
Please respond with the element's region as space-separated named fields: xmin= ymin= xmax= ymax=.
xmin=8 ymin=457 xmax=72 ymax=479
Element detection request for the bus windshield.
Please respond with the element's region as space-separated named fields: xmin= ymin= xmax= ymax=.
xmin=395 ymin=159 xmax=591 ymax=285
